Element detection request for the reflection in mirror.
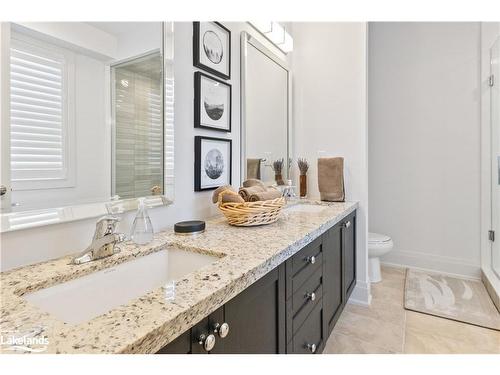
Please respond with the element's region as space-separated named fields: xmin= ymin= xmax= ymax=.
xmin=111 ymin=51 xmax=163 ymax=199
xmin=241 ymin=32 xmax=291 ymax=186
xmin=0 ymin=22 xmax=174 ymax=232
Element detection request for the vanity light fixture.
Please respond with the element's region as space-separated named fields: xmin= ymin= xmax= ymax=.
xmin=249 ymin=21 xmax=293 ymax=53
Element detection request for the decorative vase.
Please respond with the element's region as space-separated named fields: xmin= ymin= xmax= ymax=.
xmin=275 ymin=174 xmax=285 ymax=186
xmin=300 ymin=174 xmax=307 ymax=198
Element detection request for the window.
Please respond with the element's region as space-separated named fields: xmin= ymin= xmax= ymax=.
xmin=10 ymin=33 xmax=75 ymax=190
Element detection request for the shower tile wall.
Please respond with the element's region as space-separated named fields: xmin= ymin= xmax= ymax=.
xmin=114 ymin=55 xmax=163 ymax=199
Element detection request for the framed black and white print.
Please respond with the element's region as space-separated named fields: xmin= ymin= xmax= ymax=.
xmin=193 ymin=22 xmax=231 ymax=80
xmin=194 ymin=136 xmax=232 ymax=191
xmin=194 ymin=72 xmax=231 ymax=132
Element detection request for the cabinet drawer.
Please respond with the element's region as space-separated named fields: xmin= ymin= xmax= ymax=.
xmin=292 ymin=269 xmax=322 ymax=315
xmin=289 ymin=237 xmax=323 ymax=295
xmin=289 ymin=298 xmax=324 ymax=354
xmin=290 ymin=283 xmax=322 ymax=334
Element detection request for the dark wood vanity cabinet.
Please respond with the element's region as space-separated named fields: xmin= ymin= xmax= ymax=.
xmin=322 ymin=211 xmax=356 ymax=337
xmin=342 ymin=212 xmax=356 ymax=300
xmin=158 ymin=210 xmax=356 ymax=355
xmin=322 ymin=222 xmax=344 ymax=335
xmin=158 ymin=265 xmax=286 ymax=354
xmin=214 ymin=265 xmax=286 ymax=353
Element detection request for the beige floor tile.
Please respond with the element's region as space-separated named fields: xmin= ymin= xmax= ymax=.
xmin=345 ymin=300 xmax=405 ymax=329
xmin=324 ymin=332 xmax=396 ymax=354
xmin=370 ymin=284 xmax=405 ymax=307
xmin=405 ymin=311 xmax=500 ymax=354
xmin=380 ymin=266 xmax=406 ymax=277
xmin=333 ymin=309 xmax=405 ymax=353
xmin=324 ymin=266 xmax=499 ymax=355
xmin=374 ymin=274 xmax=406 ymax=291
xmin=404 ymin=326 xmax=499 ymax=354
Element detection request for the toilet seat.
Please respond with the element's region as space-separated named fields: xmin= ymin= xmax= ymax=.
xmin=369 ymin=232 xmax=391 ymax=244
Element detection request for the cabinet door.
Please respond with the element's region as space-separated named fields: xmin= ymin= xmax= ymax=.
xmin=156 ymin=330 xmax=191 ymax=354
xmin=288 ymin=298 xmax=325 ymax=354
xmin=342 ymin=213 xmax=356 ymax=300
xmin=322 ymin=223 xmax=343 ymax=334
xmin=219 ymin=264 xmax=286 ymax=353
xmin=190 ymin=317 xmax=210 ymax=354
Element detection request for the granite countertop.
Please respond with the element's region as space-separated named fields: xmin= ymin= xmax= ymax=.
xmin=0 ymin=200 xmax=358 ymax=354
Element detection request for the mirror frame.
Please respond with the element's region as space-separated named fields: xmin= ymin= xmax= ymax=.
xmin=0 ymin=22 xmax=174 ymax=233
xmin=240 ymin=31 xmax=292 ymax=186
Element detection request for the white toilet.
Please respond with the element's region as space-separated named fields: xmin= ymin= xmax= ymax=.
xmin=368 ymin=232 xmax=394 ymax=283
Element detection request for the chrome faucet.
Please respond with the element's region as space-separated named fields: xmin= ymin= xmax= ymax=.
xmin=72 ymin=216 xmax=126 ymax=264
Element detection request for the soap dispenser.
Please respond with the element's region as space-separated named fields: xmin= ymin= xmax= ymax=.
xmin=130 ymin=198 xmax=154 ymax=245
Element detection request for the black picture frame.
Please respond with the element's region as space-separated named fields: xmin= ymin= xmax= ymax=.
xmin=194 ymin=72 xmax=232 ymax=132
xmin=193 ymin=22 xmax=231 ymax=80
xmin=194 ymin=136 xmax=232 ymax=191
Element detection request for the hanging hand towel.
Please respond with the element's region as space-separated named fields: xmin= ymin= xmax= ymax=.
xmin=246 ymin=158 xmax=261 ymax=180
xmin=318 ymin=157 xmax=345 ymax=202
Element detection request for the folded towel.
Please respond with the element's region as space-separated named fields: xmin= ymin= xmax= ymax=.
xmin=219 ymin=190 xmax=245 ymax=204
xmin=212 ymin=185 xmax=234 ymax=204
xmin=246 ymin=158 xmax=261 ymax=180
xmin=318 ymin=157 xmax=345 ymax=202
xmin=238 ymin=185 xmax=266 ymax=201
xmin=242 ymin=178 xmax=266 ymax=189
xmin=248 ymin=188 xmax=282 ymax=202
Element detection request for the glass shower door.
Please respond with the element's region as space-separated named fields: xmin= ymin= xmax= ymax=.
xmin=492 ymin=38 xmax=500 ymax=277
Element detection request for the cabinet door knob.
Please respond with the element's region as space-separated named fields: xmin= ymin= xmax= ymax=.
xmin=0 ymin=185 xmax=7 ymax=196
xmin=306 ymin=292 xmax=316 ymax=302
xmin=213 ymin=322 xmax=230 ymax=338
xmin=343 ymin=220 xmax=351 ymax=229
xmin=306 ymin=343 xmax=317 ymax=353
xmin=198 ymin=333 xmax=216 ymax=352
xmin=306 ymin=255 xmax=316 ymax=264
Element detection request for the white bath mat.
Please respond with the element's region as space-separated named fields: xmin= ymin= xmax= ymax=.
xmin=404 ymin=269 xmax=500 ymax=331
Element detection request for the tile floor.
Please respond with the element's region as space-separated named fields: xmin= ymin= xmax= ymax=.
xmin=323 ymin=266 xmax=500 ymax=354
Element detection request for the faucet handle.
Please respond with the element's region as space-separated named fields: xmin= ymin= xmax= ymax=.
xmin=94 ymin=215 xmax=121 ymax=239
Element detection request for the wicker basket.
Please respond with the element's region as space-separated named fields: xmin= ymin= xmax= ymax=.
xmin=218 ymin=196 xmax=286 ymax=226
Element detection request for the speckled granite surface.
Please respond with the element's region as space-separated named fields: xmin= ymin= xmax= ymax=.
xmin=0 ymin=200 xmax=358 ymax=354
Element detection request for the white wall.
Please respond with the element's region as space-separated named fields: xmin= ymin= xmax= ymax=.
xmin=14 ymin=22 xmax=117 ymax=59
xmin=368 ymin=22 xmax=482 ymax=278
xmin=0 ymin=22 xmax=288 ymax=271
xmin=292 ymin=23 xmax=370 ymax=304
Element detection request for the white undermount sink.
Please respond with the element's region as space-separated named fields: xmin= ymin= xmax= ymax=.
xmin=285 ymin=204 xmax=327 ymax=213
xmin=24 ymin=247 xmax=218 ymax=324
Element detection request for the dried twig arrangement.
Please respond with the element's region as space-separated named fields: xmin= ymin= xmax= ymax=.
xmin=272 ymin=158 xmax=284 ymax=174
xmin=297 ymin=158 xmax=309 ymax=175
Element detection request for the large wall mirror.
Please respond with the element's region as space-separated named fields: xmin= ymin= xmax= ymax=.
xmin=241 ymin=32 xmax=291 ymax=185
xmin=0 ymin=22 xmax=174 ymax=232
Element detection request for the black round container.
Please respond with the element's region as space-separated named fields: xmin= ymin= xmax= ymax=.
xmin=174 ymin=220 xmax=206 ymax=235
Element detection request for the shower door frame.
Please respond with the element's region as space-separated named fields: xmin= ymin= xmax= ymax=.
xmin=480 ymin=26 xmax=500 ymax=302
xmin=489 ymin=37 xmax=500 ymax=279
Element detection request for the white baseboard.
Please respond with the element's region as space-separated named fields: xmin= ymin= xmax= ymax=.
xmin=381 ymin=250 xmax=481 ymax=280
xmin=348 ymin=280 xmax=372 ymax=306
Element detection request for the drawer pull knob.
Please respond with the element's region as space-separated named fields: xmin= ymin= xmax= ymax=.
xmin=198 ymin=333 xmax=216 ymax=352
xmin=306 ymin=292 xmax=316 ymax=301
xmin=306 ymin=255 xmax=316 ymax=264
xmin=306 ymin=343 xmax=317 ymax=353
xmin=343 ymin=220 xmax=351 ymax=229
xmin=214 ymin=322 xmax=230 ymax=338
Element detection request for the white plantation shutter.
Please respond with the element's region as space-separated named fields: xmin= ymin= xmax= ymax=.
xmin=10 ymin=34 xmax=75 ymax=189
